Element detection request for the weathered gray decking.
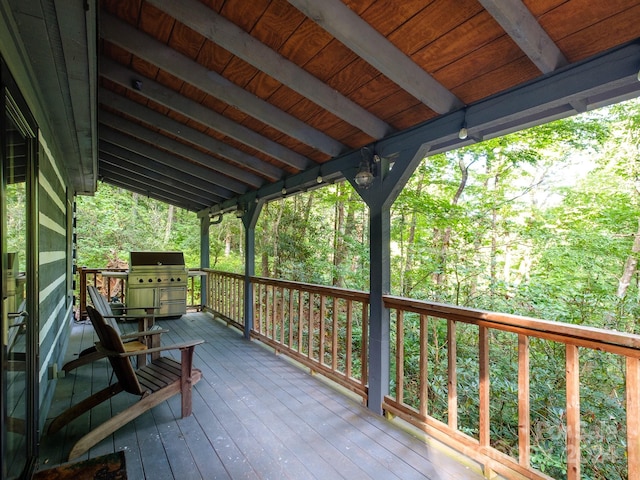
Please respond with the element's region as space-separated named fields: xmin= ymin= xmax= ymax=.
xmin=38 ymin=311 xmax=485 ymax=479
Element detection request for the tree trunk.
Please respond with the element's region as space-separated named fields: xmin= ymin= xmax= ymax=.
xmin=617 ymin=218 xmax=640 ymax=298
xmin=333 ymin=184 xmax=346 ymax=287
xmin=272 ymin=199 xmax=284 ymax=277
xmin=434 ymin=157 xmax=469 ymax=286
xmin=163 ymin=204 xmax=175 ymax=244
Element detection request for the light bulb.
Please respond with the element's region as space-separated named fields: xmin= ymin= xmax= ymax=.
xmin=458 ymin=127 xmax=468 ymax=140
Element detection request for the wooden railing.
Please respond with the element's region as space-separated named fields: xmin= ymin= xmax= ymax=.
xmin=205 ymin=270 xmax=245 ymax=329
xmin=384 ymin=296 xmax=640 ymax=480
xmin=252 ymin=276 xmax=369 ymax=401
xmin=204 ymin=270 xmax=369 ymax=401
xmin=77 ymin=267 xmax=204 ymax=319
xmin=204 ymin=269 xmax=640 ymax=480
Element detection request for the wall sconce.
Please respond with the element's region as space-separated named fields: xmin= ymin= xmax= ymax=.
xmin=354 ymin=147 xmax=376 ymax=188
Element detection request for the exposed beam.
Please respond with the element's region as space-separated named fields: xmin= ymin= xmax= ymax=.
xmin=100 ymin=13 xmax=345 ymax=157
xmin=287 ymin=0 xmax=463 ymax=114
xmin=99 ymin=126 xmax=235 ymax=199
xmin=99 ymin=162 xmax=217 ymax=207
xmin=478 ymin=0 xmax=567 ymax=73
xmin=100 ymin=58 xmax=309 ymax=171
xmin=99 ymin=146 xmax=225 ymax=203
xmin=99 ymin=88 xmax=283 ymax=182
xmin=101 ymin=176 xmax=209 ymax=212
xmin=148 ymin=0 xmax=392 ymax=140
xmin=201 ymin=40 xmax=640 ymax=216
xmin=100 ymin=111 xmax=256 ymax=192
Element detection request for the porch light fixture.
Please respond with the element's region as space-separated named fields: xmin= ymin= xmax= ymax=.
xmin=354 ymin=147 xmax=375 ymax=188
xmin=458 ymin=108 xmax=468 ymax=140
xmin=235 ymin=204 xmax=245 ymax=218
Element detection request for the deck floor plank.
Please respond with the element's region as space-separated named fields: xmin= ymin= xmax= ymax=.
xmin=38 ymin=312 xmax=486 ymax=479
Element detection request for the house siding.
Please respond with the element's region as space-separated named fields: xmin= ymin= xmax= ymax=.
xmin=36 ymin=132 xmax=72 ymax=429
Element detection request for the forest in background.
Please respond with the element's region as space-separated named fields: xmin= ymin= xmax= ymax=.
xmin=76 ymin=99 xmax=640 ymax=479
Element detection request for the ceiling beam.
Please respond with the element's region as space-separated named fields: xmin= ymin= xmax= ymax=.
xmin=478 ymin=0 xmax=567 ymax=74
xmin=100 ymin=12 xmax=346 ymax=157
xmin=100 ymin=175 xmax=209 ymax=212
xmin=148 ymin=0 xmax=392 ymax=140
xmin=99 ymin=125 xmax=236 ymax=199
xmin=99 ymin=145 xmax=225 ymax=202
xmin=201 ymin=40 xmax=640 ymax=216
xmin=100 ymin=58 xmax=309 ymax=171
xmin=99 ymin=88 xmax=283 ymax=182
xmin=287 ymin=0 xmax=463 ymax=114
xmin=99 ymin=161 xmax=217 ymax=207
xmin=100 ymin=111 xmax=258 ymax=191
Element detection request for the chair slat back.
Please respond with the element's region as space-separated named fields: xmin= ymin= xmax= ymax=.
xmin=86 ymin=305 xmax=144 ymax=395
xmin=87 ymin=286 xmax=123 ymax=335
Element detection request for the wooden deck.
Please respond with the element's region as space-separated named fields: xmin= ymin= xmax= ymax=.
xmin=38 ymin=312 xmax=486 ymax=479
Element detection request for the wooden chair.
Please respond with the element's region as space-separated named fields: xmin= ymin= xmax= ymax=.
xmin=48 ymin=305 xmax=204 ymax=460
xmin=62 ymin=287 xmax=166 ymax=373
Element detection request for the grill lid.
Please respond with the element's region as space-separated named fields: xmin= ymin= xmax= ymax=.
xmin=129 ymin=251 xmax=185 ymax=267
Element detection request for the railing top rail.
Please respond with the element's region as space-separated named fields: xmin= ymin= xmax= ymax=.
xmin=78 ymin=267 xmax=128 ymax=273
xmin=250 ymin=275 xmax=370 ymax=302
xmin=203 ymin=269 xmax=244 ymax=280
xmin=384 ymin=295 xmax=640 ymax=353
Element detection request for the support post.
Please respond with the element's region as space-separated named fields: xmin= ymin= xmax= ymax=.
xmin=241 ymin=201 xmax=263 ymax=339
xmin=199 ymin=216 xmax=210 ymax=307
xmin=346 ymin=143 xmax=429 ymax=414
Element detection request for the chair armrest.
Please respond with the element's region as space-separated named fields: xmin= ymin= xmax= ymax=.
xmin=102 ymin=314 xmax=155 ymax=321
xmin=120 ymin=329 xmax=169 ymax=340
xmin=96 ymin=339 xmax=204 ymax=358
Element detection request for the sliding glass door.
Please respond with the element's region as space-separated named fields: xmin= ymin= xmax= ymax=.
xmin=1 ymin=62 xmax=38 ymax=480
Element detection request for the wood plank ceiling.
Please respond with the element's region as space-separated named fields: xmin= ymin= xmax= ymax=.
xmin=98 ymin=0 xmax=640 ymax=213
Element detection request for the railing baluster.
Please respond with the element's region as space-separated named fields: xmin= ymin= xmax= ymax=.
xmin=396 ymin=309 xmax=404 ymax=404
xmin=308 ymin=292 xmax=314 ymax=360
xmin=332 ymin=296 xmax=339 ymax=371
xmin=566 ymin=344 xmax=580 ymax=480
xmin=319 ymin=294 xmax=326 ymax=366
xmin=479 ymin=326 xmax=490 ymax=462
xmin=361 ymin=301 xmax=368 ymax=386
xmin=627 ymin=356 xmax=640 ymax=477
xmin=518 ymin=334 xmax=530 ymax=467
xmin=448 ymin=319 xmax=457 ymax=430
xmin=297 ymin=290 xmax=304 ymax=353
xmin=346 ymin=299 xmax=353 ymax=378
xmin=288 ymin=288 xmax=294 ymax=349
xmin=419 ymin=313 xmax=428 ymax=417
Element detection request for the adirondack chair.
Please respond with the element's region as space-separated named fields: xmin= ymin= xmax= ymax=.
xmin=62 ymin=286 xmax=166 ymax=373
xmin=48 ymin=305 xmax=204 ymax=460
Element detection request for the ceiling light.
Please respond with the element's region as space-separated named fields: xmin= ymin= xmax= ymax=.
xmin=355 ymin=148 xmax=375 ymax=188
xmin=458 ymin=125 xmax=468 ymax=140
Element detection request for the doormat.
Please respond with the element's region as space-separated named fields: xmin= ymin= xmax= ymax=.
xmin=33 ymin=451 xmax=127 ymax=480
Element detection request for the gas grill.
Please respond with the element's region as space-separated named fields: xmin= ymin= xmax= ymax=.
xmin=126 ymin=251 xmax=188 ymax=318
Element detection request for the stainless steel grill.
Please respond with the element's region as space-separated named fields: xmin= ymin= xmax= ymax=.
xmin=126 ymin=251 xmax=188 ymax=318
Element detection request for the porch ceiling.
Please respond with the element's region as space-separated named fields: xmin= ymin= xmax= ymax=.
xmin=97 ymin=0 xmax=640 ymax=213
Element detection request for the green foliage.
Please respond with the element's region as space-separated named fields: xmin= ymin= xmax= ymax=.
xmin=76 ymin=183 xmax=201 ymax=267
